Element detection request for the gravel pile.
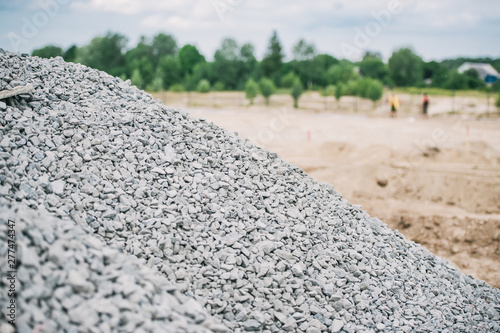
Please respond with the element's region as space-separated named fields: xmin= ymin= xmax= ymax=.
xmin=0 ymin=49 xmax=499 ymax=332
xmin=0 ymin=203 xmax=226 ymax=333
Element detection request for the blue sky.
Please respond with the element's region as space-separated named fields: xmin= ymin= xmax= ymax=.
xmin=1 ymin=0 xmax=499 ymax=62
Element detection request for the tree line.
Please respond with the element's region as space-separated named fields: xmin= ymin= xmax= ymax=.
xmin=33 ymin=31 xmax=500 ymax=108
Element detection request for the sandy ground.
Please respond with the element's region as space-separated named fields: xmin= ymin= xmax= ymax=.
xmin=154 ymin=91 xmax=500 ymax=288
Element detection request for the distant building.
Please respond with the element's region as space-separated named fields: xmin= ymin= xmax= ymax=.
xmin=457 ymin=62 xmax=499 ymax=84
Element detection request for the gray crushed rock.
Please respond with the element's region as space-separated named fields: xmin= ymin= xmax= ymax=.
xmin=0 ymin=203 xmax=226 ymax=332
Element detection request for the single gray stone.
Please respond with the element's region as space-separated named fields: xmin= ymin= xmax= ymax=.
xmin=21 ymin=246 xmax=39 ymax=267
xmin=68 ymin=304 xmax=99 ymax=327
xmin=67 ymin=270 xmax=92 ymax=293
xmin=51 ymin=180 xmax=65 ymax=195
xmin=330 ymin=319 xmax=344 ymax=333
xmin=331 ymin=292 xmax=343 ymax=302
xmin=291 ymin=264 xmax=303 ymax=276
xmin=242 ymin=319 xmax=262 ymax=331
xmin=275 ymin=249 xmax=294 ymax=261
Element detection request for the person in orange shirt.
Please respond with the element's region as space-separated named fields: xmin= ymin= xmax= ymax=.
xmin=422 ymin=93 xmax=429 ymax=118
xmin=389 ymin=93 xmax=400 ymax=118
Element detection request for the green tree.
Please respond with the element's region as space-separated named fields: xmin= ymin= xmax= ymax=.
xmin=309 ymin=54 xmax=339 ymax=87
xmin=244 ymin=78 xmax=259 ymax=105
xmin=259 ymin=78 xmax=276 ymax=105
xmin=63 ymin=45 xmax=78 ymax=62
xmin=366 ymin=80 xmax=384 ymax=107
xmin=196 ymin=79 xmax=211 ymax=93
xmin=496 ymin=92 xmax=500 ymax=109
xmin=327 ymin=61 xmax=358 ymax=85
xmin=335 ymin=83 xmax=344 ymax=107
xmin=363 ymin=50 xmax=383 ymax=59
xmin=178 ymin=44 xmax=205 ymax=75
xmin=293 ymin=39 xmax=316 ymax=61
xmin=128 ymin=56 xmax=155 ymax=88
xmin=291 ymin=39 xmax=317 ymax=89
xmin=125 ymin=36 xmax=153 ymax=65
xmin=151 ymin=33 xmax=178 ymax=64
xmin=260 ymin=31 xmax=285 ymax=84
xmin=335 ymin=84 xmax=343 ymax=101
xmin=215 ymin=38 xmax=238 ymax=61
xmin=213 ymin=38 xmax=241 ymax=90
xmin=463 ymin=69 xmax=485 ymax=89
xmin=388 ymin=47 xmax=423 ymax=87
xmin=189 ymin=62 xmax=214 ymax=86
xmin=76 ymin=32 xmax=128 ymax=77
xmin=344 ymin=80 xmax=359 ymax=96
xmin=355 ymin=78 xmax=384 ymax=105
xmin=157 ymin=55 xmax=182 ymax=89
xmin=239 ymin=43 xmax=258 ymax=87
xmin=184 ymin=74 xmax=198 ymax=93
xmin=282 ymin=72 xmax=300 ymax=88
xmin=169 ymin=84 xmax=185 ymax=92
xmin=321 ymin=85 xmax=336 ymax=110
xmin=131 ymin=68 xmax=144 ymax=89
xmin=291 ymin=78 xmax=303 ymax=108
xmin=323 ymin=85 xmax=336 ymax=97
xmin=359 ymin=57 xmax=388 ymax=81
xmin=32 ymin=45 xmax=62 ymax=59
xmin=356 ymin=78 xmax=371 ymax=99
xmin=445 ymin=71 xmax=468 ymax=90
xmin=147 ymin=74 xmax=164 ymax=92
xmin=423 ymin=61 xmax=449 ymax=88
xmin=213 ymin=82 xmax=225 ymax=91
xmin=124 ymin=36 xmax=155 ymax=85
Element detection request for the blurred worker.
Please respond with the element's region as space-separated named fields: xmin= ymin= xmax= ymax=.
xmin=422 ymin=93 xmax=429 ymax=118
xmin=389 ymin=93 xmax=400 ymax=118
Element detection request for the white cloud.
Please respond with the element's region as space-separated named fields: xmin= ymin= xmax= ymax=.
xmin=71 ymin=0 xmax=488 ymax=35
xmin=71 ymin=0 xmax=192 ymax=15
xmin=140 ymin=14 xmax=210 ymax=31
xmin=5 ymin=0 xmax=496 ymax=60
xmin=403 ymin=0 xmax=497 ymax=30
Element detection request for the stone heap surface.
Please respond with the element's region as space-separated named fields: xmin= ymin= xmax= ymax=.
xmin=0 ymin=204 xmax=225 ymax=333
xmin=0 ymin=50 xmax=499 ymax=333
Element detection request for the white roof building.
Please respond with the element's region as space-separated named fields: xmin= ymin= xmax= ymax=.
xmin=457 ymin=62 xmax=499 ymax=83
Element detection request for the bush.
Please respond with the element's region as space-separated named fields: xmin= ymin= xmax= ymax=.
xmin=464 ymin=69 xmax=485 ymax=90
xmin=196 ymin=79 xmax=211 ymax=93
xmin=282 ymin=72 xmax=299 ymax=88
xmin=323 ymin=85 xmax=336 ymax=97
xmin=327 ymin=62 xmax=358 ymax=85
xmin=244 ymin=79 xmax=259 ymax=105
xmin=213 ymin=82 xmax=225 ymax=92
xmin=146 ymin=76 xmax=163 ymax=92
xmin=356 ymin=79 xmax=371 ymax=98
xmin=169 ymin=83 xmax=185 ymax=92
xmin=445 ymin=71 xmax=467 ymax=90
xmin=496 ymin=92 xmax=500 ymax=109
xmin=335 ymin=83 xmax=344 ymax=101
xmin=32 ymin=45 xmax=63 ymax=59
xmin=259 ymin=78 xmax=276 ymax=105
xmin=130 ymin=69 xmax=144 ymax=89
xmin=291 ymin=78 xmax=303 ymax=108
xmin=352 ymin=78 xmax=384 ymax=106
xmin=366 ymin=80 xmax=384 ymax=104
xmin=344 ymin=80 xmax=359 ymax=96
